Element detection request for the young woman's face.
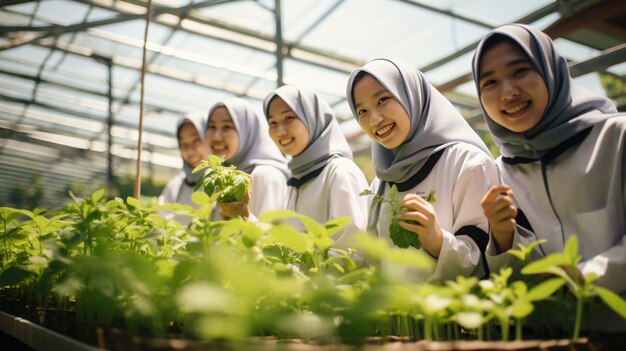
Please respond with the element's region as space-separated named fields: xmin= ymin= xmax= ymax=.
xmin=178 ymin=122 xmax=209 ymax=168
xmin=267 ymin=97 xmax=309 ymax=157
xmin=206 ymin=106 xmax=239 ymax=161
xmin=478 ymin=40 xmax=549 ymax=133
xmin=352 ymin=74 xmax=410 ymax=149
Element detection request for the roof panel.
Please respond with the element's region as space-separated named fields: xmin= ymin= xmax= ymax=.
xmin=29 ymin=0 xmax=92 ymax=25
xmin=1 ymin=0 xmax=621 ymax=206
xmin=195 ymin=1 xmax=275 ymax=35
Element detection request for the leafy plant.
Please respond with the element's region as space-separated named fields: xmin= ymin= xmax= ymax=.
xmin=193 ymin=155 xmax=251 ymax=203
xmin=360 ymin=185 xmax=436 ymax=250
xmin=4 ymin=189 xmax=626 ymax=347
xmin=521 ymin=235 xmax=626 ymax=340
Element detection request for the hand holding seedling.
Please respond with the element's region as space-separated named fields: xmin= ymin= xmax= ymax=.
xmin=398 ymin=193 xmax=443 ymax=257
xmin=218 ymin=191 xmax=251 ymax=219
xmin=361 ymin=186 xmax=437 ymax=252
xmin=481 ymin=185 xmax=516 ymax=253
xmin=193 ymin=155 xmax=252 ymax=209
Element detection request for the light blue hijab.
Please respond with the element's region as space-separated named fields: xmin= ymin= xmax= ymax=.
xmin=208 ymin=98 xmax=289 ymax=177
xmin=471 ymin=24 xmax=617 ymax=159
xmin=346 ymin=58 xmax=490 ymax=184
xmin=263 ymin=85 xmax=353 ymax=179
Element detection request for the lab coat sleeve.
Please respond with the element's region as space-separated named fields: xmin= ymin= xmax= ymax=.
xmin=248 ymin=166 xmax=289 ymax=217
xmin=432 ymin=157 xmax=500 ymax=282
xmin=327 ymin=161 xmax=370 ymax=251
xmin=577 ymin=124 xmax=626 ymax=293
xmin=485 ymin=224 xmax=543 ymax=280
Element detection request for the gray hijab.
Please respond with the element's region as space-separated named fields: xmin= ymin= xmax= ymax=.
xmin=346 ymin=58 xmax=490 ymax=184
xmin=208 ymin=98 xmax=289 ymax=177
xmin=263 ymin=85 xmax=353 ymax=179
xmin=471 ymin=23 xmax=617 ymax=159
xmin=176 ymin=112 xmax=207 ymax=184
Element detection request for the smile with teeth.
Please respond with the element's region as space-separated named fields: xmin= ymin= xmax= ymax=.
xmin=503 ymin=102 xmax=529 ymax=115
xmin=375 ymin=123 xmax=394 ymax=137
xmin=212 ymin=144 xmax=227 ymax=152
xmin=279 ymin=137 xmax=294 ymax=146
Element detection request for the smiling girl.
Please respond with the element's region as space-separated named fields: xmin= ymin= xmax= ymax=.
xmin=473 ymin=24 xmax=625 ymax=331
xmin=159 ymin=113 xmax=210 ymax=225
xmin=205 ymin=98 xmax=289 ymax=219
xmin=346 ymin=58 xmax=500 ymax=282
xmin=264 ymin=85 xmax=369 ymax=250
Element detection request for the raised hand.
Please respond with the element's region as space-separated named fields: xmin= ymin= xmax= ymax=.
xmin=480 ymin=185 xmax=516 ymax=253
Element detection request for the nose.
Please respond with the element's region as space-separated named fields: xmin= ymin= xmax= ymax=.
xmin=274 ymin=123 xmax=287 ymax=136
xmin=210 ymin=129 xmax=223 ymax=141
xmin=369 ymin=109 xmax=384 ymax=126
xmin=500 ymin=80 xmax=519 ymax=102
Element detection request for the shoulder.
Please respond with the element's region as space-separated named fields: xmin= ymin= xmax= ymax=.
xmin=324 ymin=157 xmax=363 ymax=174
xmin=439 ymin=143 xmax=498 ymax=175
xmin=164 ymin=172 xmax=186 ymax=188
xmin=251 ymin=165 xmax=288 ymax=179
xmin=324 ymin=157 xmax=368 ymax=182
xmin=444 ymin=143 xmax=494 ymax=162
xmin=593 ymin=114 xmax=626 ymax=138
xmin=160 ymin=171 xmax=186 ymax=199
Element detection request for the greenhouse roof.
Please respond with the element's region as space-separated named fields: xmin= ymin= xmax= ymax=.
xmin=1 ymin=0 xmax=625 ymax=207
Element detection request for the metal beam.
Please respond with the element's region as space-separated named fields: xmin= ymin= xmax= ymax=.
xmin=70 ymin=0 xmax=364 ymax=73
xmin=0 ymin=0 xmax=37 ymax=7
xmin=569 ymin=43 xmax=626 ymax=77
xmin=420 ymin=0 xmax=606 ymax=94
xmin=419 ymin=1 xmax=561 ymax=73
xmin=0 ymin=92 xmax=177 ymax=142
xmin=396 ymin=0 xmax=494 ymax=29
xmin=31 ymin=39 xmax=268 ymax=99
xmin=240 ymin=0 xmax=345 ymax=96
xmin=0 ymin=66 xmax=184 ymax=116
xmin=544 ymin=0 xmax=626 ymax=41
xmin=274 ymin=0 xmax=284 ymax=87
xmin=0 ymin=0 xmax=234 ymax=51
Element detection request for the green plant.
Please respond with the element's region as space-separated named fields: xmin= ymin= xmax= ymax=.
xmin=4 ymin=190 xmax=626 ymax=347
xmin=522 ymin=235 xmax=626 ymax=340
xmin=360 ymin=185 xmax=436 ymax=250
xmin=193 ymin=155 xmax=251 ymax=203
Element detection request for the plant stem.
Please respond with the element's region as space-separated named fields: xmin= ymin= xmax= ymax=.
xmin=424 ymin=316 xmax=432 ymax=340
xmin=515 ymin=318 xmax=522 ymax=340
xmin=573 ymin=295 xmax=583 ymax=340
xmin=500 ymin=318 xmax=509 ymax=341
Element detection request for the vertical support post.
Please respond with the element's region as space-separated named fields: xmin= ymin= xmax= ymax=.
xmin=274 ymin=0 xmax=284 ymax=87
xmin=106 ymin=58 xmax=114 ymax=197
xmin=135 ymin=0 xmax=154 ymax=199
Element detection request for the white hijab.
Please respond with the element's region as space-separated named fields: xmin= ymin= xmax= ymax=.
xmin=176 ymin=112 xmax=207 ymax=185
xmin=263 ymin=85 xmax=353 ymax=179
xmin=207 ymin=98 xmax=289 ymax=177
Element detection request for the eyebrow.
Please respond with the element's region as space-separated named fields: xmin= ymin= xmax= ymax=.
xmin=355 ymin=88 xmax=388 ymax=109
xmin=268 ymin=109 xmax=293 ymax=119
xmin=208 ymin=117 xmax=234 ymax=124
xmin=479 ymin=58 xmax=530 ymax=81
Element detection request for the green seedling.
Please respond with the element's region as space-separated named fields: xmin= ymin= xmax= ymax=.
xmin=193 ymin=155 xmax=251 ymax=203
xmin=522 ymin=235 xmax=626 ymax=340
xmin=360 ymin=185 xmax=436 ymax=250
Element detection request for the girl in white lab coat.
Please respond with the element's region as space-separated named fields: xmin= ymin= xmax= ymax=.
xmin=159 ymin=113 xmax=210 ymax=225
xmin=263 ymin=85 xmax=369 ymax=251
xmin=205 ymin=98 xmax=289 ymax=219
xmin=473 ymin=24 xmax=625 ymax=331
xmin=346 ymin=58 xmax=500 ymax=282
